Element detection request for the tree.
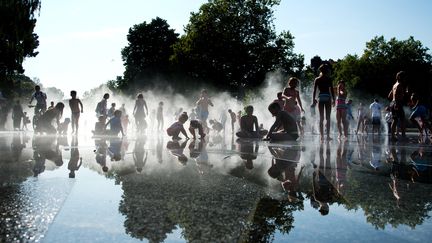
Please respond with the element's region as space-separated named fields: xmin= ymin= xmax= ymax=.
xmin=120 ymin=17 xmax=179 ymax=91
xmin=334 ymin=36 xmax=432 ymax=101
xmin=0 ymin=0 xmax=41 ymax=95
xmin=171 ymin=0 xmax=304 ymax=93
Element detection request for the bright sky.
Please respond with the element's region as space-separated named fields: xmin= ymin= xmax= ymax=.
xmin=23 ymin=0 xmax=432 ymax=94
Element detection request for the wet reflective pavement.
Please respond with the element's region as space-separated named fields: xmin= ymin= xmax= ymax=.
xmin=1 ymin=131 xmax=432 ymax=242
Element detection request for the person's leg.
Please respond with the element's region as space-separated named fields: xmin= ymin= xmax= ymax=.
xmin=188 ymin=127 xmax=196 ymax=138
xmin=325 ymin=102 xmax=332 ymax=139
xmin=318 ymin=102 xmax=325 ymax=139
xmin=269 ymin=132 xmax=297 ymax=142
xmin=341 ymin=109 xmax=348 ymax=137
xmin=336 ymin=110 xmax=342 ymax=137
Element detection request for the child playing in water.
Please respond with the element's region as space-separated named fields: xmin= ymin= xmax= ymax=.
xmin=369 ymin=98 xmax=382 ymax=135
xmin=105 ymin=110 xmax=125 ymax=137
xmin=336 ymin=81 xmax=348 ymax=139
xmin=274 ymin=92 xmax=285 ymax=111
xmin=236 ymin=105 xmax=268 ymax=138
xmin=228 ymin=109 xmax=237 ymax=133
xmin=265 ymin=102 xmax=299 ymax=142
xmin=283 ymin=77 xmax=305 ymax=134
xmin=69 ymin=90 xmax=84 ymax=134
xmin=167 ymin=112 xmax=189 ymax=140
xmin=209 ymin=119 xmax=223 ymax=133
xmin=189 ymin=119 xmax=206 ymax=139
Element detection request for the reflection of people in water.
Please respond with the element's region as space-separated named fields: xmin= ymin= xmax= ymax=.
xmin=11 ymin=134 xmax=26 ymax=161
xmin=189 ymin=139 xmax=212 ymax=174
xmin=313 ymin=143 xmax=338 ymax=215
xmin=68 ymin=136 xmax=82 ymax=178
xmin=267 ymin=145 xmax=303 ymax=202
xmin=156 ymin=135 xmax=163 ymax=163
xmin=134 ymin=137 xmax=148 ymax=173
xmin=108 ymin=137 xmax=123 ymax=161
xmin=32 ymin=136 xmax=63 ymax=176
xmin=166 ymin=140 xmax=188 ymax=165
xmin=237 ymin=140 xmax=259 ymax=169
xmin=95 ymin=139 xmax=108 ymax=172
xmin=336 ymin=140 xmax=348 ymax=194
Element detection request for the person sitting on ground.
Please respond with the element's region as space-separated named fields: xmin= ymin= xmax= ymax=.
xmin=105 ymin=110 xmax=125 ymax=137
xmin=93 ymin=116 xmax=106 ymax=135
xmin=265 ymin=102 xmax=299 ymax=142
xmin=237 ymin=105 xmax=268 ymax=138
xmin=37 ymin=102 xmax=65 ymax=134
xmin=189 ymin=119 xmax=206 ymax=139
xmin=209 ymin=119 xmax=223 ymax=133
xmin=167 ymin=112 xmax=189 ymax=140
xmin=58 ymin=118 xmax=71 ymax=135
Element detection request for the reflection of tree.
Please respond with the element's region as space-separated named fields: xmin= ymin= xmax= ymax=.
xmin=343 ymin=170 xmax=432 ymax=229
xmin=245 ymin=197 xmax=303 ymax=242
xmin=118 ymin=167 xmax=267 ymax=242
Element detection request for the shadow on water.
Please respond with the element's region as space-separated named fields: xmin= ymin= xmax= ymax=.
xmin=1 ymin=132 xmax=432 ymax=242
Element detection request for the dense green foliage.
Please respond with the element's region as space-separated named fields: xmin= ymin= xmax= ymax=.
xmin=332 ymin=36 xmax=432 ymax=102
xmin=0 ymin=0 xmax=41 ymax=95
xmin=115 ymin=0 xmax=304 ymax=94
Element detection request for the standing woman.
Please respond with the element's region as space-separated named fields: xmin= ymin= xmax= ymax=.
xmin=133 ymin=94 xmax=148 ymax=133
xmin=312 ymin=64 xmax=335 ymax=141
xmin=283 ymin=77 xmax=305 ymax=136
xmin=335 ymin=81 xmax=348 ymax=139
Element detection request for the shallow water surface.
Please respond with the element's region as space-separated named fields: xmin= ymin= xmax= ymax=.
xmin=0 ymin=131 xmax=431 ymax=242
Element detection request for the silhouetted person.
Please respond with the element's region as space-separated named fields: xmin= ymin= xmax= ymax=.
xmin=133 ymin=94 xmax=148 ymax=133
xmin=29 ymin=85 xmax=47 ymax=115
xmin=388 ymin=71 xmax=407 ymax=141
xmin=95 ymin=93 xmax=109 ymax=119
xmin=12 ymin=100 xmax=24 ymax=130
xmin=236 ymin=105 xmax=268 ymax=138
xmin=69 ymin=90 xmax=84 ymax=134
xmin=312 ymin=64 xmax=335 ymax=141
xmin=157 ymin=101 xmax=164 ymax=131
xmin=265 ymin=102 xmax=298 ymax=142
xmin=167 ymin=112 xmax=189 ymax=140
xmin=68 ymin=136 xmax=82 ymax=178
xmin=37 ymin=102 xmax=65 ymax=134
xmin=105 ymin=110 xmax=125 ymax=137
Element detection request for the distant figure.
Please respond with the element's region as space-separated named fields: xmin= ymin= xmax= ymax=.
xmin=335 ymin=81 xmax=348 ymax=139
xmin=190 ymin=108 xmax=197 ymax=120
xmin=312 ymin=64 xmax=335 ymax=141
xmin=189 ymin=119 xmax=206 ymax=139
xmin=283 ymin=77 xmax=305 ymax=136
xmin=12 ymin=100 xmax=24 ymax=130
xmin=119 ymin=104 xmax=127 ymax=116
xmin=174 ymin=107 xmax=183 ymax=121
xmin=58 ymin=118 xmax=71 ymax=135
xmin=346 ymin=99 xmax=354 ymax=134
xmin=95 ymin=93 xmax=109 ymax=119
xmin=69 ymin=90 xmax=84 ymax=134
xmin=37 ymin=102 xmax=65 ymax=134
xmin=356 ymin=102 xmax=366 ymax=134
xmin=22 ymin=112 xmax=30 ymax=130
xmin=265 ymin=102 xmax=298 ymax=142
xmin=107 ymin=103 xmax=116 ymax=119
xmin=273 ymin=92 xmax=285 ymax=111
xmin=166 ymin=112 xmax=189 ymax=140
xmin=384 ymin=106 xmax=393 ymax=135
xmin=236 ymin=105 xmax=268 ymax=138
xmin=157 ymin=101 xmax=164 ymax=131
xmin=237 ymin=111 xmax=242 ymax=127
xmin=105 ymin=110 xmax=125 ymax=137
xmin=228 ymin=109 xmax=237 ymax=133
xmin=92 ymin=115 xmax=106 ymax=135
xmin=409 ymin=93 xmax=431 ymax=143
xmin=133 ymin=138 xmax=148 ymax=173
xmin=388 ymin=71 xmax=407 ymax=141
xmin=196 ymin=89 xmax=213 ymax=125
xmin=220 ymin=110 xmax=227 ymax=131
xmin=369 ymin=98 xmax=382 ymax=135
xmin=29 ymin=85 xmax=47 ymax=115
xmin=48 ymin=101 xmax=54 ymax=110
xmin=133 ymin=94 xmax=148 ymax=133
xmin=209 ymin=119 xmax=223 ymax=133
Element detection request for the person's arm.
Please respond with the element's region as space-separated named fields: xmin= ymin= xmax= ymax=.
xmin=180 ymin=127 xmax=189 ymax=139
xmin=208 ymin=99 xmax=214 ymax=107
xmin=79 ymin=99 xmax=83 ymax=113
xmin=144 ymin=100 xmax=148 ymax=115
xmin=120 ymin=125 xmax=125 ymax=137
xmin=133 ymin=101 xmax=137 ymax=115
xmin=330 ymin=84 xmax=336 ymax=107
xmin=312 ymin=80 xmax=317 ymax=103
xmin=105 ymin=119 xmax=112 ymax=129
xmin=388 ymin=89 xmax=393 ymax=100
xmin=266 ymin=118 xmax=281 ymax=139
xmin=296 ymin=90 xmax=304 ymax=112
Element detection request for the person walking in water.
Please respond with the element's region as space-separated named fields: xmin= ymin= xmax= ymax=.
xmin=312 ymin=64 xmax=335 ymax=141
xmin=69 ymin=90 xmax=83 ymax=135
xmin=283 ymin=77 xmax=305 ymax=137
xmin=335 ymin=81 xmax=348 ymax=139
xmin=133 ymin=93 xmax=148 ymax=133
xmin=388 ymin=71 xmax=407 ymax=141
xmin=196 ymin=89 xmax=213 ymax=126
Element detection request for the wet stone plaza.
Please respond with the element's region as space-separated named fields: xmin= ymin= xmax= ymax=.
xmin=1 ymin=131 xmax=432 ymax=242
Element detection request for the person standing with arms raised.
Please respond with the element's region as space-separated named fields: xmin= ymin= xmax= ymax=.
xmin=312 ymin=64 xmax=335 ymax=141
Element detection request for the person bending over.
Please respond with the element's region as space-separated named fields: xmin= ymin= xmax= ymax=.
xmin=265 ymin=102 xmax=298 ymax=142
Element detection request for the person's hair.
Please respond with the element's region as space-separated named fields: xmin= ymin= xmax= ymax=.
xmin=396 ymin=71 xmax=406 ymax=81
xmin=70 ymin=90 xmax=77 ymax=96
xmin=277 ymin=92 xmax=282 ymax=97
xmin=64 ymin=118 xmax=71 ymax=123
xmin=56 ymin=102 xmax=65 ymax=118
xmin=319 ymin=207 xmax=329 ymax=216
xmin=179 ymin=112 xmax=188 ymax=123
xmin=268 ymin=102 xmax=281 ymax=111
xmin=159 ymin=101 xmax=163 ymax=105
xmin=98 ymin=115 xmax=105 ymax=122
xmin=103 ymin=93 xmax=109 ymax=99
xmin=288 ymin=77 xmax=299 ymax=88
xmin=318 ymin=64 xmax=330 ymax=75
xmin=374 ymin=98 xmax=378 ymax=102
xmin=35 ymin=85 xmax=40 ymax=91
xmin=411 ymin=93 xmax=419 ymax=101
xmin=114 ymin=110 xmax=122 ymax=117
xmin=245 ymin=105 xmax=254 ymax=114
xmin=111 ymin=103 xmax=116 ymax=107
xmin=137 ymin=93 xmax=143 ymax=99
xmin=228 ymin=109 xmax=232 ymax=112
